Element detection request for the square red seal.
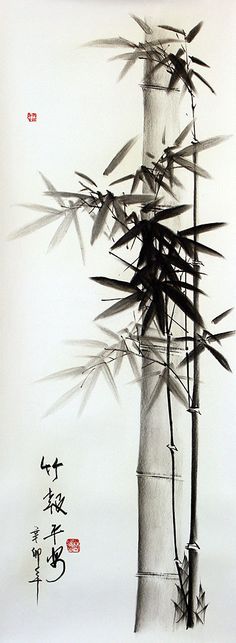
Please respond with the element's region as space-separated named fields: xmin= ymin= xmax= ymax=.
xmin=27 ymin=112 xmax=37 ymax=122
xmin=66 ymin=538 xmax=80 ymax=553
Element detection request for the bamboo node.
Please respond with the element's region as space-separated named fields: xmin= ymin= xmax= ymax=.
xmin=185 ymin=541 xmax=200 ymax=551
xmin=140 ymin=82 xmax=180 ymax=92
xmin=190 ymin=260 xmax=204 ymax=267
xmin=136 ymin=470 xmax=182 ymax=480
xmin=136 ymin=571 xmax=178 ymax=579
xmin=167 ymin=443 xmax=178 ymax=452
xmin=174 ymin=558 xmax=183 ymax=567
xmin=187 ymin=406 xmax=201 ymax=414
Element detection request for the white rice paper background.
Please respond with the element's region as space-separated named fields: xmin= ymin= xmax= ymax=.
xmin=0 ymin=1 xmax=236 ymax=641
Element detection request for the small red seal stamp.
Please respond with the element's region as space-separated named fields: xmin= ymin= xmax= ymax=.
xmin=66 ymin=538 xmax=80 ymax=553
xmin=27 ymin=112 xmax=37 ymax=122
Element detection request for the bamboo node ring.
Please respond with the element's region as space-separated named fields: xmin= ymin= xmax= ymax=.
xmin=185 ymin=542 xmax=200 ymax=551
xmin=187 ymin=406 xmax=201 ymax=414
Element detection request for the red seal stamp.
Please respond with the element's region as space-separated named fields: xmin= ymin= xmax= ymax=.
xmin=27 ymin=112 xmax=37 ymax=122
xmin=66 ymin=538 xmax=80 ymax=553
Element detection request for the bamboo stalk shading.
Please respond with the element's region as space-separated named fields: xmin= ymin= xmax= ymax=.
xmin=11 ymin=13 xmax=234 ymax=634
xmin=134 ymin=23 xmax=185 ymax=631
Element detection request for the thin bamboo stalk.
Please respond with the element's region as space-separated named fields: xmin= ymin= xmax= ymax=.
xmin=186 ymin=140 xmax=200 ymax=628
xmin=166 ymin=316 xmax=188 ymax=617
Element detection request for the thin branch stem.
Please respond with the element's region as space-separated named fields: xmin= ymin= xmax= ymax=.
xmin=165 ymin=302 xmax=188 ymax=614
xmin=184 ymin=41 xmax=200 ymax=630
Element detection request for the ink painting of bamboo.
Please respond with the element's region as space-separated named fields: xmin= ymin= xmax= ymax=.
xmin=2 ymin=1 xmax=236 ymax=641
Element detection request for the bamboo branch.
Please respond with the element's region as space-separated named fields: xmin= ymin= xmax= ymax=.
xmin=166 ymin=309 xmax=188 ymax=615
xmin=186 ymin=83 xmax=200 ymax=629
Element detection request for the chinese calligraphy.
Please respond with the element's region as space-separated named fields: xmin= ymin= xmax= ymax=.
xmin=29 ymin=456 xmax=67 ymax=602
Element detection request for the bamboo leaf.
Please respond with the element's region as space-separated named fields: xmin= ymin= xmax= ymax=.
xmin=175 ymin=155 xmax=211 ymax=178
xmin=9 ymin=213 xmax=63 ymax=240
xmin=179 ymin=236 xmax=224 ymax=258
xmin=193 ymin=70 xmax=215 ymax=94
xmin=75 ymin=171 xmax=97 ymax=187
xmin=179 ymin=222 xmax=226 ymax=236
xmin=141 ymin=199 xmax=163 ymax=214
xmin=142 ymin=301 xmax=156 ymax=335
xmin=147 ymin=373 xmax=165 ymax=411
xmin=152 ymin=203 xmax=191 ymax=222
xmin=203 ymin=330 xmax=221 ymax=345
xmin=39 ymin=172 xmax=65 ymax=207
xmin=178 ymin=344 xmax=205 ymax=368
xmin=168 ymin=68 xmax=181 ymax=92
xmin=96 ymin=325 xmax=120 ymax=342
xmin=39 ymin=366 xmax=85 ymax=381
xmin=44 ymin=190 xmax=79 ymax=198
xmin=157 ymin=38 xmax=184 ymax=44
xmin=169 ymin=54 xmax=195 ymax=92
xmin=177 ymin=235 xmax=195 ymax=259
xmin=166 ymin=372 xmax=188 ymax=406
xmin=112 ymin=199 xmax=127 ymax=235
xmin=157 ymin=254 xmax=180 ymax=285
xmin=79 ymin=368 xmax=100 ymax=415
xmin=103 ymin=135 xmax=138 ymax=176
xmin=91 ymin=276 xmax=137 ymax=293
xmin=164 ymin=248 xmax=199 ymax=277
xmin=109 ymin=51 xmax=141 ymax=61
xmin=109 ymin=251 xmax=139 ymax=275
xmin=211 ymin=308 xmax=233 ymax=325
xmin=143 ymin=56 xmax=170 ymax=84
xmin=47 ymin=214 xmax=73 ymax=251
xmin=175 ymin=135 xmax=231 ymax=158
xmin=83 ymin=37 xmax=136 ymax=48
xmin=111 ymin=221 xmax=143 ymax=249
xmin=112 ymin=200 xmax=127 ymax=225
xmin=118 ymin=57 xmax=136 ymax=81
xmin=102 ymin=363 xmax=119 ymax=400
xmin=158 ymin=178 xmax=177 ymax=199
xmin=129 ymin=369 xmax=162 ymax=385
xmin=141 ymin=167 xmax=156 ymax=192
xmin=113 ymin=347 xmax=124 ymax=377
xmin=172 ymin=600 xmax=185 ymax=617
xmin=109 ymin=174 xmax=134 ymax=187
xmin=198 ymin=583 xmax=204 ymax=600
xmin=73 ymin=213 xmax=85 ymax=263
xmin=152 ymin=286 xmax=165 ymax=334
xmin=131 ymin=170 xmax=142 ymax=193
xmin=210 ymin=330 xmax=235 ymax=341
xmin=172 ymin=281 xmax=206 ymax=295
xmin=158 ymin=24 xmax=185 ymax=35
xmin=175 ymin=120 xmax=195 ymax=147
xmin=130 ymin=14 xmax=152 ymax=34
xmin=205 ymin=344 xmax=232 ymax=371
xmin=91 ymin=193 xmax=113 ymax=244
xmin=152 ymin=220 xmax=177 ymax=243
xmin=186 ymin=21 xmax=203 ymax=43
xmin=44 ymin=381 xmax=84 ymax=417
xmin=155 ymin=302 xmax=166 ymax=336
xmin=16 ymin=203 xmax=65 ymax=214
xmin=190 ymin=55 xmax=210 ymax=68
xmin=95 ymin=292 xmax=141 ymax=321
xmin=162 ymin=284 xmax=205 ymax=327
xmin=70 ymin=338 xmax=107 ymax=350
xmin=127 ymin=351 xmax=140 ymax=381
xmin=118 ymin=194 xmax=153 ymax=204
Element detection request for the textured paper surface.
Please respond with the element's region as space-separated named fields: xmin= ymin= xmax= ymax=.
xmin=1 ymin=1 xmax=236 ymax=641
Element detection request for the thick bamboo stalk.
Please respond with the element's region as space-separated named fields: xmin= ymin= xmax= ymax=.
xmin=134 ymin=24 xmax=186 ymax=632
